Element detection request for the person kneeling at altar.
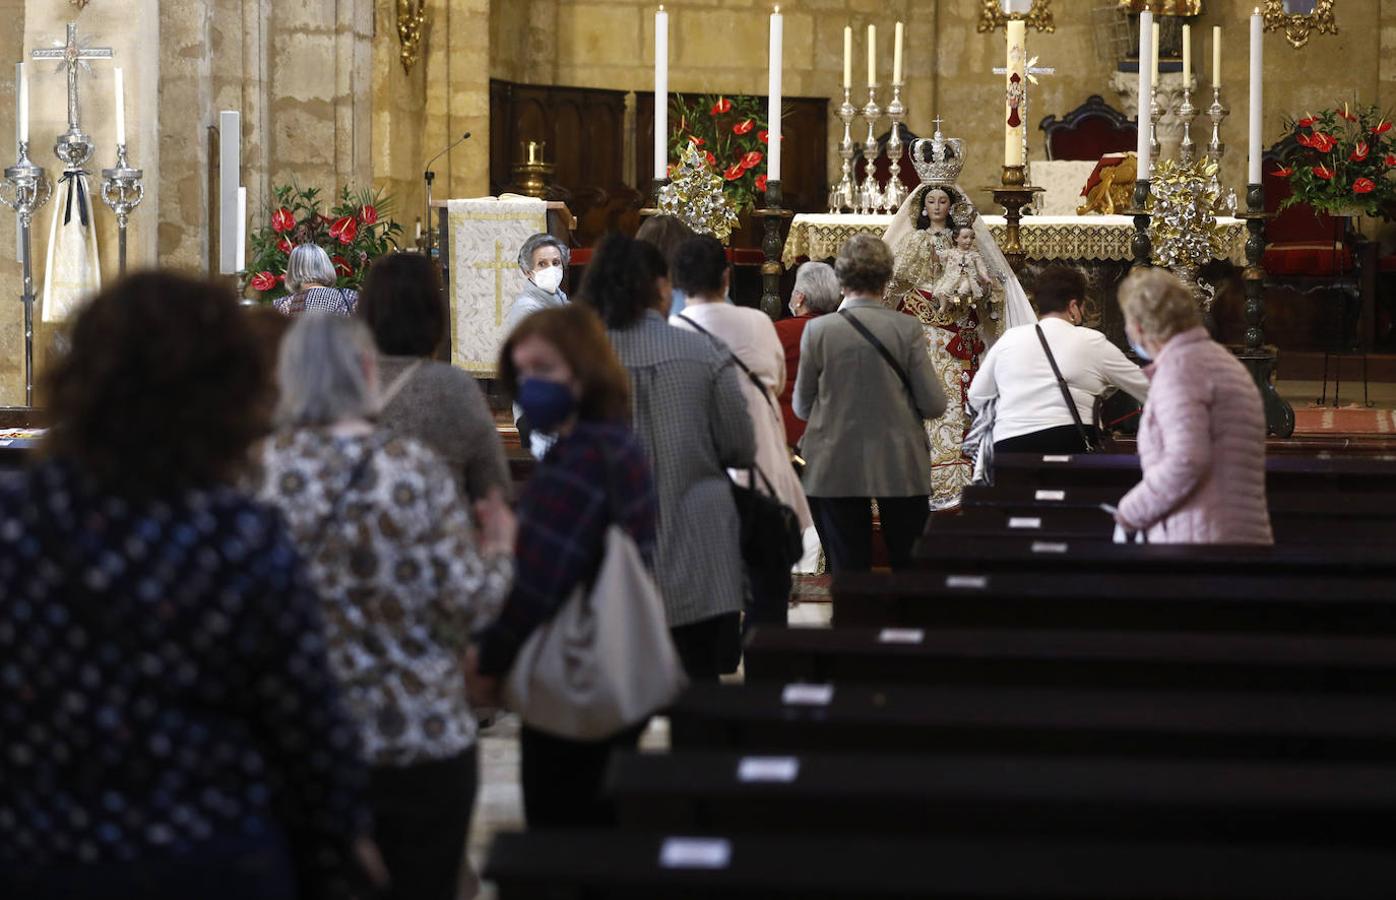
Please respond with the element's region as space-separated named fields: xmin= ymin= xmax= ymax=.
xmin=967 ymin=266 xmax=1150 ymax=456
xmin=508 ymin=233 xmax=571 ymax=458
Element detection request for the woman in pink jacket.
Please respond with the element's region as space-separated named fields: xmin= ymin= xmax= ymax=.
xmin=1114 ymin=269 xmax=1273 ymax=545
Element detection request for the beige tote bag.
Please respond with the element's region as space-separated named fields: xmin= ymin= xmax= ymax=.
xmin=504 ymin=524 xmax=688 ymax=740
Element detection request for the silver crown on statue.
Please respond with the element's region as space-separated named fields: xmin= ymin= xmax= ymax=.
xmin=910 ymin=118 xmax=964 ymax=186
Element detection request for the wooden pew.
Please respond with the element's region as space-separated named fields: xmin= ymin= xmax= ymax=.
xmin=992 ymin=452 xmax=1396 ymax=493
xmin=668 ymin=681 xmax=1396 ymax=762
xmin=607 ymin=749 xmax=1396 ymax=845
xmin=830 ymin=569 xmax=1396 ymax=632
xmin=933 ymin=505 xmax=1396 ymax=543
xmin=485 ymin=829 xmax=1396 ymax=899
xmin=743 ymin=626 xmax=1396 ymax=693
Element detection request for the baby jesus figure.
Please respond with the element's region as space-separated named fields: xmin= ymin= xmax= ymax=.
xmin=932 ymin=226 xmax=993 ymax=313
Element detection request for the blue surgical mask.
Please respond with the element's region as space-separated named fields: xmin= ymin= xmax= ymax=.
xmin=669 ymin=287 xmax=687 ymax=317
xmin=517 ymin=378 xmax=576 ymax=434
xmin=1129 ymin=338 xmax=1152 ymax=362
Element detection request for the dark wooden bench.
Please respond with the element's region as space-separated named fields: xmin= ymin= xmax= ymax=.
xmin=608 ymin=749 xmax=1396 ymax=844
xmin=743 ymin=626 xmax=1396 ymax=693
xmin=486 ymin=829 xmax=1396 ymax=899
xmin=932 ymin=505 xmax=1396 ymax=543
xmin=992 ymin=451 xmax=1396 ymax=492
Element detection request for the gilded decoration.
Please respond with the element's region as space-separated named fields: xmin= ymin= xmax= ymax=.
xmin=1117 ymin=0 xmax=1202 ymax=15
xmin=70 ymin=0 xmax=91 ymax=9
xmin=1262 ymin=0 xmax=1338 ymax=49
xmin=397 ymin=0 xmax=427 ymax=75
xmin=978 ymin=0 xmax=1055 ymax=33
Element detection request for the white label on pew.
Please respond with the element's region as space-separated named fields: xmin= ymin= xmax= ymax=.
xmin=1009 ymin=517 xmax=1043 ymax=530
xmin=0 ymin=440 xmax=11 ymax=447
xmin=1031 ymin=541 xmax=1069 ymax=554
xmin=878 ymin=628 xmax=925 ymax=644
xmin=1034 ymin=489 xmax=1066 ymax=502
xmin=660 ymin=837 xmax=732 ymax=870
xmin=781 ymin=683 xmax=834 ymax=706
xmin=738 ymin=756 xmax=800 ymax=783
xmin=1042 ymin=455 xmax=1072 ymax=463
xmin=945 ymin=575 xmax=988 ymax=590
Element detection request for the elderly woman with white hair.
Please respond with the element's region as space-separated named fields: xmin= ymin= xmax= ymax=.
xmin=253 ymin=313 xmax=516 ymax=900
xmin=508 ymin=232 xmax=572 ymax=457
xmin=274 ymin=243 xmax=359 ymax=316
xmin=1114 ymin=268 xmax=1272 ymax=545
xmin=777 ymin=261 xmax=841 ymax=450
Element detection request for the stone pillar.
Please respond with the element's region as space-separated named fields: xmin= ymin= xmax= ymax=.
xmin=424 ymin=0 xmax=491 ymax=201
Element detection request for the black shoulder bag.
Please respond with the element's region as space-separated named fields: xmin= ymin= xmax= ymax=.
xmin=838 ymin=309 xmax=922 ymax=422
xmin=1034 ymin=324 xmax=1098 ymax=453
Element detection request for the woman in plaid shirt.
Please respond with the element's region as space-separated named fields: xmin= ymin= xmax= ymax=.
xmin=469 ymin=304 xmax=658 ymax=828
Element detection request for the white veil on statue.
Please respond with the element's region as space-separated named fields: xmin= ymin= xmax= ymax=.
xmin=882 ymin=124 xmax=1036 ymax=335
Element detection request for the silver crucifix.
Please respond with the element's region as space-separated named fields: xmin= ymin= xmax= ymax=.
xmin=32 ymin=22 xmax=113 ymax=169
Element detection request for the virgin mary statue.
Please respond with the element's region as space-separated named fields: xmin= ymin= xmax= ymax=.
xmin=882 ymin=124 xmax=1036 ymax=508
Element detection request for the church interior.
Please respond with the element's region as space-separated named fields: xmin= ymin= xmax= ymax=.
xmin=8 ymin=0 xmax=1396 ymax=898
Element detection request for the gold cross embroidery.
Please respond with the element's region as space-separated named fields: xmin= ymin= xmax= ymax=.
xmin=472 ymin=239 xmax=515 ymax=326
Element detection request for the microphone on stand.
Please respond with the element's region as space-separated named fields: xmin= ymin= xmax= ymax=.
xmin=423 ymin=132 xmax=472 ymax=255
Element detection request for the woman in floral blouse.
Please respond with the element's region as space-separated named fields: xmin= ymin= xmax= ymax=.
xmin=255 ymin=313 xmax=516 ymax=900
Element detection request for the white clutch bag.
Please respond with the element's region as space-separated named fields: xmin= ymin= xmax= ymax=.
xmin=504 ymin=524 xmax=688 ymax=741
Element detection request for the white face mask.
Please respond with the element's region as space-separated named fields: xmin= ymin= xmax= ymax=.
xmin=531 ymin=266 xmax=564 ymax=294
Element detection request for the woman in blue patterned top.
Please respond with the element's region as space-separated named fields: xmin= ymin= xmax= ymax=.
xmin=0 ymin=273 xmax=377 ymax=900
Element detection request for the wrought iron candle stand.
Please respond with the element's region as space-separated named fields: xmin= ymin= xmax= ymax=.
xmin=860 ymin=85 xmax=883 ymax=211
xmin=753 ymin=179 xmax=793 ymax=321
xmin=988 ymin=164 xmax=1043 ymax=275
xmin=883 ymin=82 xmax=909 ymax=213
xmin=1238 ymin=183 xmax=1296 ymax=437
xmin=836 ymin=88 xmax=858 ymax=212
xmin=1176 ymin=83 xmax=1198 ymax=164
xmin=1 ymin=142 xmax=54 ymax=407
xmin=1128 ymin=178 xmax=1153 ymax=270
xmin=100 ymin=143 xmax=145 ymax=275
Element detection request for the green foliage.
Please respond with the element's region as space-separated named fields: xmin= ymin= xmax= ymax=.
xmin=668 ymin=93 xmax=775 ymax=215
xmin=1275 ymin=103 xmax=1396 ymax=219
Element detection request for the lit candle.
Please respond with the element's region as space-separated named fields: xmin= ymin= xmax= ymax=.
xmin=893 ymin=21 xmax=904 ymax=85
xmin=1005 ymin=19 xmax=1026 ymax=167
xmin=867 ymin=23 xmax=877 ymax=87
xmin=114 ymin=67 xmax=126 ymax=147
xmin=1152 ymin=21 xmax=1160 ymax=83
xmin=1248 ymin=7 xmax=1263 ymax=184
xmin=768 ymin=6 xmax=783 ymax=184
xmin=1181 ymin=25 xmax=1191 ymax=85
xmin=843 ymin=25 xmax=852 ymax=90
xmin=654 ymin=6 xmax=669 ymax=181
xmin=16 ymin=62 xmax=27 ymax=146
xmin=1212 ymin=26 xmax=1222 ymax=89
xmin=1137 ymin=10 xmax=1154 ymax=176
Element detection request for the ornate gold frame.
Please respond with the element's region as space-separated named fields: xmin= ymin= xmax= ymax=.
xmin=1262 ymin=0 xmax=1338 ymax=49
xmin=397 ymin=0 xmax=428 ymax=75
xmin=70 ymin=0 xmax=91 ymax=9
xmin=1115 ymin=1 xmax=1202 ymax=14
xmin=978 ymin=0 xmax=1056 ymax=33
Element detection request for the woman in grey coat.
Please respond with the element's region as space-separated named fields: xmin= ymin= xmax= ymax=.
xmin=794 ymin=234 xmax=948 ymax=572
xmin=580 ymin=233 xmax=756 ymax=680
xmin=509 ymin=233 xmax=571 ymax=458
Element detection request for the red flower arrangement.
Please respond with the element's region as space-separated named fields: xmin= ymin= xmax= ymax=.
xmin=670 ymin=93 xmax=780 ymax=213
xmin=1279 ymin=102 xmax=1396 ymax=217
xmin=733 ymin=118 xmax=755 ymax=136
xmin=244 ymin=184 xmax=403 ymax=301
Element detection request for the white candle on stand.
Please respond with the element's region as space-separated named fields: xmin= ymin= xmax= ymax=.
xmin=235 ymin=187 xmax=247 ymax=273
xmin=1212 ymin=26 xmax=1222 ymax=89
xmin=654 ymin=5 xmax=669 ymax=181
xmin=893 ymin=21 xmax=904 ymax=85
xmin=1152 ymin=21 xmax=1160 ymax=83
xmin=768 ymin=7 xmax=783 ymax=184
xmin=1136 ymin=11 xmax=1154 ymax=176
xmin=843 ymin=25 xmax=852 ymax=89
xmin=1005 ymin=19 xmax=1026 ymax=167
xmin=16 ymin=63 xmax=28 ymax=146
xmin=1181 ymin=25 xmax=1191 ymax=85
xmin=1248 ymin=8 xmax=1263 ymax=184
xmin=114 ymin=67 xmax=126 ymax=146
xmin=867 ymin=24 xmax=877 ymax=86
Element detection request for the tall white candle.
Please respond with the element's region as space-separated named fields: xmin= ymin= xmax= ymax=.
xmin=114 ymin=67 xmax=126 ymax=146
xmin=1136 ymin=11 xmax=1154 ymax=176
xmin=16 ymin=63 xmax=27 ymax=146
xmin=1005 ymin=19 xmax=1026 ymax=167
xmin=1181 ymin=25 xmax=1191 ymax=85
xmin=654 ymin=6 xmax=669 ymax=181
xmin=768 ymin=7 xmax=783 ymax=184
xmin=893 ymin=21 xmax=904 ymax=85
xmin=1212 ymin=26 xmax=1222 ymax=89
xmin=843 ymin=25 xmax=852 ymax=90
xmin=867 ymin=24 xmax=877 ymax=86
xmin=1248 ymin=8 xmax=1263 ymax=184
xmin=236 ymin=187 xmax=247 ymax=272
xmin=1152 ymin=21 xmax=1160 ymax=83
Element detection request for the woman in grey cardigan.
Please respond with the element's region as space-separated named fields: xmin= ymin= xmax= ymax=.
xmin=581 ymin=233 xmax=756 ymax=680
xmin=357 ymin=252 xmax=512 ymax=501
xmin=794 ymin=234 xmax=948 ymax=572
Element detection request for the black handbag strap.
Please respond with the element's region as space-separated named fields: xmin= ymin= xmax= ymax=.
xmin=1034 ymin=324 xmax=1096 ymax=453
xmin=838 ymin=309 xmax=919 ymax=417
xmin=304 ymin=433 xmax=389 ymax=558
xmin=677 ymin=313 xmax=780 ymax=416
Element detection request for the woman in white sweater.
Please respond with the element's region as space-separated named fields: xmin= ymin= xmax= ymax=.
xmin=670 ymin=235 xmax=811 ymax=627
xmin=968 ymin=267 xmax=1150 ymax=454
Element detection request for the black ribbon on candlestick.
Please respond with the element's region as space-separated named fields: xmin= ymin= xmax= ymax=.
xmin=59 ymin=170 xmax=91 ymax=228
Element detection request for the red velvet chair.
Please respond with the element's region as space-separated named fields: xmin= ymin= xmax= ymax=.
xmin=1039 ymin=95 xmax=1139 ymax=162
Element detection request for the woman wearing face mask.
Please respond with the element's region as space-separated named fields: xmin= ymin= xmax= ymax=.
xmin=967 ymin=266 xmax=1150 ymax=455
xmin=508 ymin=233 xmax=572 ymax=458
xmin=466 ymin=303 xmax=659 ymax=828
xmin=1113 ymin=268 xmax=1273 ymax=545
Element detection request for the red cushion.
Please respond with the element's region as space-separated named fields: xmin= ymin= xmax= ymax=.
xmin=728 ymin=248 xmax=765 ymax=267
xmin=569 ymin=247 xmax=594 ymax=266
xmin=1263 ymin=241 xmax=1354 ymax=276
xmin=1378 ymin=255 xmax=1396 ymax=273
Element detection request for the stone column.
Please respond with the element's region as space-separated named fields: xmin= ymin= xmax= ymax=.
xmin=424 ymin=0 xmax=491 ymax=201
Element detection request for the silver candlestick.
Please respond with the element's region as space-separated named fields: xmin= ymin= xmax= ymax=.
xmin=1 ymin=142 xmax=54 ymax=408
xmin=860 ymin=85 xmax=883 ymax=210
xmin=1148 ymin=86 xmax=1162 ymax=175
xmin=836 ymin=88 xmax=858 ymax=212
xmin=884 ymin=82 xmax=909 ymax=213
xmin=1177 ymin=83 xmax=1199 ymax=164
xmin=1205 ymin=85 xmax=1235 ymax=212
xmin=101 ymin=143 xmax=146 ymax=275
